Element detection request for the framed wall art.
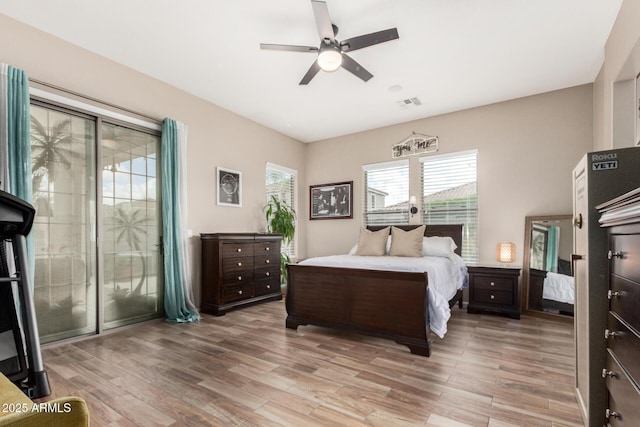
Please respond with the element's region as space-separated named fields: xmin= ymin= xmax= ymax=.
xmin=217 ymin=167 xmax=242 ymax=207
xmin=309 ymin=181 xmax=353 ymax=220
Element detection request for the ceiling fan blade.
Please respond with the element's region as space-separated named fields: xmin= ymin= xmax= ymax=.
xmin=311 ymin=0 xmax=335 ymax=42
xmin=341 ymin=54 xmax=373 ymax=82
xmin=260 ymin=43 xmax=319 ymax=53
xmin=299 ymin=60 xmax=322 ymax=85
xmin=340 ymin=28 xmax=399 ymax=52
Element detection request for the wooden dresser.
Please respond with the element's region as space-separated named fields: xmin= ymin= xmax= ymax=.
xmin=467 ymin=265 xmax=521 ymax=319
xmin=598 ymin=188 xmax=640 ymax=426
xmin=200 ymin=233 xmax=282 ymax=316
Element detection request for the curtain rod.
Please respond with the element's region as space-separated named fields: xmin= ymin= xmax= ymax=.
xmin=29 ymin=77 xmax=163 ymax=124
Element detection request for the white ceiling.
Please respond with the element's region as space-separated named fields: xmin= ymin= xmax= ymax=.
xmin=0 ymin=0 xmax=622 ymax=143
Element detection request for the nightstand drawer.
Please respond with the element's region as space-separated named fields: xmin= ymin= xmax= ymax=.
xmin=473 ymin=276 xmax=513 ymax=292
xmin=473 ymin=289 xmax=514 ymax=305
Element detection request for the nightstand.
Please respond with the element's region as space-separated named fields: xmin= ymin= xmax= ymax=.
xmin=467 ymin=265 xmax=521 ymax=319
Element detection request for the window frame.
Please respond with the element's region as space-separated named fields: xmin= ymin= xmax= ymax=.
xmin=420 ymin=149 xmax=478 ymax=263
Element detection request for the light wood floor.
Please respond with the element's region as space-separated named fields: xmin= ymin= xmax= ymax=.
xmin=38 ymin=300 xmax=582 ymax=427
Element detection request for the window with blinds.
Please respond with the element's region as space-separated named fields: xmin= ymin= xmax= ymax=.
xmin=363 ymin=160 xmax=409 ymax=226
xmin=420 ymin=150 xmax=478 ymax=263
xmin=265 ymin=162 xmax=297 ymax=258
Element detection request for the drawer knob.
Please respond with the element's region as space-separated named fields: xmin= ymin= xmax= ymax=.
xmin=607 ymin=250 xmax=624 ymax=260
xmin=238 ymin=290 xmax=243 ymax=295
xmin=265 ymin=247 xmax=270 ymax=251
xmin=237 ymin=248 xmax=242 ymax=253
xmin=238 ymin=276 xmax=242 ymax=281
xmin=490 ymin=295 xmax=495 ymax=300
xmin=266 ymin=259 xmax=270 ymax=264
xmin=604 ymin=329 xmax=619 ymax=339
xmin=237 ymin=262 xmax=242 ymax=267
xmin=602 ymin=369 xmax=618 ymax=379
xmin=605 ymin=409 xmax=620 ymax=420
xmin=607 ymin=290 xmax=621 ymax=300
xmin=265 ymin=272 xmax=270 ymax=277
xmin=490 ymin=282 xmax=495 ymax=287
xmin=266 ymin=284 xmax=271 ymax=289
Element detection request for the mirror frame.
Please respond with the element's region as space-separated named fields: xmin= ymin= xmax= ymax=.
xmin=521 ymin=214 xmax=573 ymax=320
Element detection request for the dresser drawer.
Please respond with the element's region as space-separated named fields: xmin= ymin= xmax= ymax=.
xmin=254 ymin=241 xmax=279 ymax=256
xmin=255 ymin=277 xmax=279 ymax=296
xmin=610 ymin=234 xmax=640 ymax=283
xmin=604 ymin=350 xmax=640 ymax=426
xmin=223 ymin=284 xmax=254 ymax=302
xmin=255 ymin=266 xmax=279 ymax=281
xmin=222 ymin=242 xmax=254 ymax=258
xmin=607 ymin=312 xmax=640 ymax=385
xmin=473 ymin=276 xmax=514 ymax=292
xmin=223 ymin=256 xmax=254 ymax=272
xmin=473 ymin=289 xmax=513 ymax=305
xmin=222 ymin=270 xmax=254 ymax=286
xmin=610 ymin=276 xmax=640 ymax=333
xmin=254 ymin=253 xmax=280 ymax=268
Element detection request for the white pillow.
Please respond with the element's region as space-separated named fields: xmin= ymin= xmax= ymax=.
xmin=422 ymin=236 xmax=457 ymax=257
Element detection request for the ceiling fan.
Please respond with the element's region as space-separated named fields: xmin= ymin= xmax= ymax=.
xmin=260 ymin=0 xmax=399 ymax=85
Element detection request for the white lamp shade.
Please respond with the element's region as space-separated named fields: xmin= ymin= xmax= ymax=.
xmin=497 ymin=242 xmax=516 ymax=263
xmin=317 ymin=48 xmax=342 ymax=72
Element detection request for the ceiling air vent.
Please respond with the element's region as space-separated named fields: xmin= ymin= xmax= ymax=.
xmin=397 ymin=97 xmax=422 ymax=108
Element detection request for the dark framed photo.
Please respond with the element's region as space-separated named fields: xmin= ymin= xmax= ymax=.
xmin=530 ymin=224 xmax=549 ymax=271
xmin=309 ymin=181 xmax=353 ymax=220
xmin=217 ymin=167 xmax=242 ymax=207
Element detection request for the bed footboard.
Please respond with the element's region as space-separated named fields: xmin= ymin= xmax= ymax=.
xmin=286 ymin=264 xmax=431 ymax=356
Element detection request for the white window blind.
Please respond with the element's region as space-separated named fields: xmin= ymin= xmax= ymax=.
xmin=265 ymin=162 xmax=297 ymax=258
xmin=363 ymin=160 xmax=409 ymax=226
xmin=420 ymin=150 xmax=478 ymax=263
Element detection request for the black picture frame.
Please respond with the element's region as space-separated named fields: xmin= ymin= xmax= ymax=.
xmin=309 ymin=181 xmax=353 ymax=220
xmin=216 ymin=167 xmax=242 ymax=207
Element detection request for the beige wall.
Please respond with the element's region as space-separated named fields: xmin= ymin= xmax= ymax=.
xmin=0 ymin=14 xmax=306 ymax=305
xmin=304 ymin=85 xmax=593 ymax=264
xmin=594 ymin=0 xmax=640 ymax=150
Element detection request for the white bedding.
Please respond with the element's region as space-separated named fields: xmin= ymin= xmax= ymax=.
xmin=298 ymin=253 xmax=468 ymax=339
xmin=542 ymin=271 xmax=575 ymax=304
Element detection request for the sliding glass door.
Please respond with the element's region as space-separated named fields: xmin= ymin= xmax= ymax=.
xmin=31 ymin=104 xmax=97 ymax=343
xmin=101 ymin=123 xmax=163 ymax=328
xmin=30 ymin=102 xmax=162 ymax=343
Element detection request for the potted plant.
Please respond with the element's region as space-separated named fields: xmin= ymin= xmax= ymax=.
xmin=264 ymin=195 xmax=296 ymax=287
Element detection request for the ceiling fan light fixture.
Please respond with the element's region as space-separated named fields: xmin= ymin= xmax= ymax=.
xmin=317 ymin=46 xmax=342 ymax=72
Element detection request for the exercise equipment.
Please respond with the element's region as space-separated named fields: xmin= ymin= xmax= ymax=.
xmin=0 ymin=188 xmax=50 ymax=398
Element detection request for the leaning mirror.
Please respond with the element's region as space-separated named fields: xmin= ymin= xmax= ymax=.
xmin=522 ymin=215 xmax=574 ymax=317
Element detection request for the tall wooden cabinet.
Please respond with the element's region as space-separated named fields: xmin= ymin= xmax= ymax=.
xmin=573 ymin=148 xmax=640 ymax=426
xmin=598 ymin=188 xmax=640 ymax=426
xmin=200 ymin=233 xmax=282 ymax=316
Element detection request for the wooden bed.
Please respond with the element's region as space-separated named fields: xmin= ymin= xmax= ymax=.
xmin=285 ymin=224 xmax=464 ymax=357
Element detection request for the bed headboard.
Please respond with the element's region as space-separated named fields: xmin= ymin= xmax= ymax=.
xmin=367 ymin=224 xmax=463 ymax=256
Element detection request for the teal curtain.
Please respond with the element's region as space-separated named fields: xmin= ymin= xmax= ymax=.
xmin=161 ymin=118 xmax=199 ymax=323
xmin=1 ymin=64 xmax=34 ymax=281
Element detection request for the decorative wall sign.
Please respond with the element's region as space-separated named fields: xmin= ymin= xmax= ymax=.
xmin=217 ymin=167 xmax=242 ymax=207
xmin=309 ymin=181 xmax=353 ymax=220
xmin=391 ymin=132 xmax=439 ymax=158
